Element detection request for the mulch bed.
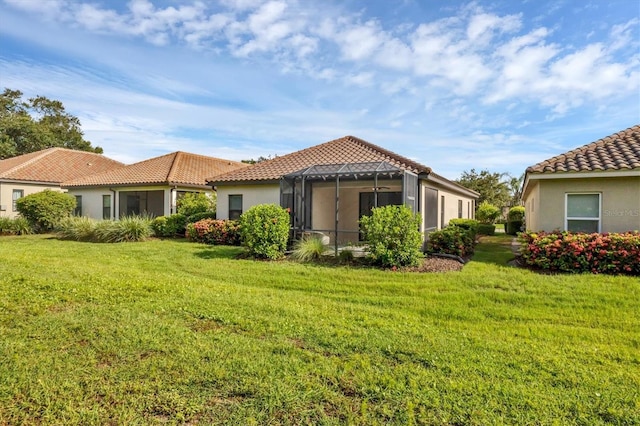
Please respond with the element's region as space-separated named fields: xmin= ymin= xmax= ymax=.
xmin=405 ymin=256 xmax=465 ymax=273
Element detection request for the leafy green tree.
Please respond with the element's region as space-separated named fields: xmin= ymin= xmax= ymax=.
xmin=506 ymin=173 xmax=525 ymax=206
xmin=455 ymin=169 xmax=510 ymax=208
xmin=15 ymin=189 xmax=76 ymax=232
xmin=0 ymin=88 xmax=102 ymax=159
xmin=475 ymin=201 xmax=501 ymax=224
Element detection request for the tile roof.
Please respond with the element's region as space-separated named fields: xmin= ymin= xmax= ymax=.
xmin=209 ymin=135 xmax=431 ymax=183
xmin=0 ymin=148 xmax=124 ymax=183
xmin=63 ymin=151 xmax=248 ymax=188
xmin=526 ymin=124 xmax=640 ymax=174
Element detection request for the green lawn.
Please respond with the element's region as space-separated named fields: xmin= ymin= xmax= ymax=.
xmin=0 ymin=235 xmax=638 ymax=425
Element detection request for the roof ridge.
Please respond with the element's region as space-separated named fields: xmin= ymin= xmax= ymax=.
xmin=166 ymin=151 xmax=181 ymax=183
xmin=343 ymin=135 xmax=431 ymax=173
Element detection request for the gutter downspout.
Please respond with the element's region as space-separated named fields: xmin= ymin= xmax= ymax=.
xmin=170 ymin=186 xmax=177 ymax=215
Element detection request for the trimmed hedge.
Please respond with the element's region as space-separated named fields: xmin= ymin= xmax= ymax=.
xmin=186 ymin=211 xmax=217 ymax=224
xmin=426 ymin=226 xmax=475 ymax=257
xmin=186 ymin=219 xmax=240 ymax=245
xmin=449 ymin=218 xmax=479 ymax=240
xmin=518 ymin=231 xmax=640 ymax=275
xmin=477 ymin=224 xmax=496 ymax=236
xmin=506 ymin=220 xmax=523 ymax=235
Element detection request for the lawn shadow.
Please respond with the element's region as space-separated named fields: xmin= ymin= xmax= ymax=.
xmin=470 ymin=234 xmax=518 ymax=267
xmin=194 ymin=245 xmax=244 ymax=260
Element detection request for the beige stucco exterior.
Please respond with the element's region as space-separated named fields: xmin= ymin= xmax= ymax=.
xmin=216 ymin=184 xmax=281 ymax=220
xmin=0 ymin=181 xmax=64 ymax=219
xmin=215 ymin=176 xmax=477 ymax=245
xmin=523 ymin=174 xmax=640 ymax=233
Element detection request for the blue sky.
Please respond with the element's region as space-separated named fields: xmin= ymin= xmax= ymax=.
xmin=1 ymin=0 xmax=638 ymax=179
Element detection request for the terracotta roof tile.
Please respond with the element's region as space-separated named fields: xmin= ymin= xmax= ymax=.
xmin=527 ymin=124 xmax=640 ymax=174
xmin=0 ymin=148 xmax=124 ymax=183
xmin=63 ymin=151 xmax=248 ymax=188
xmin=209 ymin=135 xmax=431 ymax=183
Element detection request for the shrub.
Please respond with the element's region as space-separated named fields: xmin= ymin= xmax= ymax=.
xmin=0 ymin=217 xmax=32 ymax=235
xmin=186 ymin=211 xmax=217 ymax=224
xmin=477 ymin=224 xmax=496 ymax=235
xmin=508 ymin=206 xmax=525 ymax=222
xmin=177 ymin=192 xmax=215 ymax=218
xmin=518 ymin=231 xmax=640 ymax=275
xmin=426 ymin=226 xmax=475 ymax=257
xmin=506 ymin=206 xmax=525 ymax=235
xmin=186 ymin=219 xmax=240 ymax=245
xmin=111 ymin=215 xmax=153 ymax=242
xmin=15 ymin=189 xmax=76 ymax=232
xmin=239 ymin=204 xmax=290 ymax=260
xmin=449 ymin=218 xmax=479 ymax=240
xmin=57 ymin=216 xmax=95 ymax=241
xmin=476 ymin=201 xmax=501 ymax=224
xmin=338 ymin=249 xmax=355 ymax=264
xmin=360 ymin=205 xmax=423 ymax=268
xmin=291 ymin=236 xmax=328 ymax=262
xmin=152 ymin=214 xmax=187 ymax=238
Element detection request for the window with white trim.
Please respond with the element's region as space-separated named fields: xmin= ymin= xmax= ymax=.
xmin=565 ymin=193 xmax=600 ymax=233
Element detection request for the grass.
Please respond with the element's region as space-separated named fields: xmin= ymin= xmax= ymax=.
xmin=0 ymin=235 xmax=638 ymax=425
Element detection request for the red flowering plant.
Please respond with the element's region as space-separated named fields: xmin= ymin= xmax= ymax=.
xmin=186 ymin=219 xmax=241 ymax=245
xmin=518 ymin=230 xmax=640 ymax=275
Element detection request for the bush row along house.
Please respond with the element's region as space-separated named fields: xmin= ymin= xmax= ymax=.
xmin=2 ymin=127 xmax=638 ymax=237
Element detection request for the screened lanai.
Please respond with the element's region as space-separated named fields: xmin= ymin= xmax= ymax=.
xmin=280 ymin=161 xmax=419 ymax=253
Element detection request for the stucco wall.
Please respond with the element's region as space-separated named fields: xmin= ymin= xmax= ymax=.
xmin=525 ymin=176 xmax=640 ymax=232
xmin=0 ymin=182 xmax=63 ymax=219
xmin=420 ymin=182 xmax=476 ymax=231
xmin=523 ymin=181 xmax=541 ymax=231
xmin=66 ymin=188 xmax=113 ymax=220
xmin=215 ymin=184 xmax=280 ymax=220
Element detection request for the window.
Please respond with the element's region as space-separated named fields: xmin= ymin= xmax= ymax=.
xmin=440 ymin=195 xmax=445 ymax=227
xmin=566 ymin=193 xmax=600 ymax=233
xmin=458 ymin=200 xmax=463 ymax=218
xmin=12 ymin=189 xmax=23 ymax=211
xmin=102 ymin=195 xmax=111 ymax=220
xmin=229 ymin=194 xmax=243 ymax=220
xmin=74 ymin=196 xmax=82 ymax=216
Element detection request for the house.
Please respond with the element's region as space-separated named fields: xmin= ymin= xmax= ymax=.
xmin=522 ymin=124 xmax=640 ymax=233
xmin=63 ymin=151 xmax=248 ymax=220
xmin=0 ymin=148 xmax=124 ymax=219
xmin=209 ymin=135 xmax=479 ymax=247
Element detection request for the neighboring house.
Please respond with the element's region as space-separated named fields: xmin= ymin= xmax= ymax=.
xmin=62 ymin=151 xmax=248 ymax=220
xmin=0 ymin=148 xmax=124 ymax=219
xmin=209 ymin=135 xmax=479 ymax=246
xmin=522 ymin=124 xmax=640 ymax=233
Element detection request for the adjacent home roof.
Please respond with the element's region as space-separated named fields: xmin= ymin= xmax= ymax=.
xmin=209 ymin=135 xmax=432 ymax=183
xmin=0 ymin=148 xmax=124 ymax=184
xmin=63 ymin=151 xmax=248 ymax=188
xmin=526 ymin=124 xmax=640 ymax=174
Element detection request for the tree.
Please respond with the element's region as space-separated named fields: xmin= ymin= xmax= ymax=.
xmin=455 ymin=169 xmax=510 ymax=208
xmin=506 ymin=173 xmax=525 ymax=206
xmin=0 ymin=88 xmax=102 ymax=159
